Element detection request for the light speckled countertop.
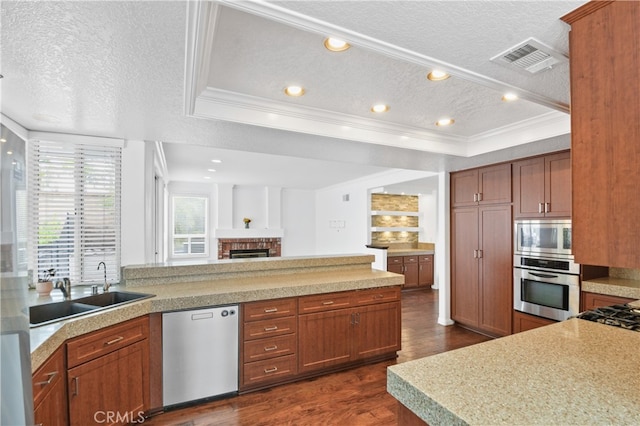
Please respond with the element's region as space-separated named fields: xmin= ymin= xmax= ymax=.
xmin=30 ymin=261 xmax=403 ymax=372
xmin=387 ymin=249 xmax=434 ymax=257
xmin=388 ymin=319 xmax=640 ymax=425
xmin=582 ymin=276 xmax=640 ymax=300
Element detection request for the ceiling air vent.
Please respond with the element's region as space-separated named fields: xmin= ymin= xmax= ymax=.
xmin=491 ymin=38 xmax=567 ymax=74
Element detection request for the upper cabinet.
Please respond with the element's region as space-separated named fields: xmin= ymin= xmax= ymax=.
xmin=562 ymin=1 xmax=640 ymax=268
xmin=512 ymin=151 xmax=571 ymax=219
xmin=451 ymin=163 xmax=512 ymax=208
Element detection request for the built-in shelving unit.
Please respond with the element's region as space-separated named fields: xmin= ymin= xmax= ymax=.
xmin=370 ymin=194 xmax=420 ymax=245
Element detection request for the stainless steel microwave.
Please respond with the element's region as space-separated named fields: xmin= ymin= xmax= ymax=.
xmin=514 ymin=219 xmax=573 ymax=258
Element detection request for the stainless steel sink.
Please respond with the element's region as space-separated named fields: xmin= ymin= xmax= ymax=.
xmin=74 ymin=291 xmax=153 ymax=307
xmin=29 ymin=291 xmax=154 ymax=327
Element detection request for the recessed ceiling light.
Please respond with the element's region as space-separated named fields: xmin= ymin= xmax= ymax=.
xmin=324 ymin=37 xmax=350 ymax=52
xmin=502 ymin=92 xmax=519 ymax=101
xmin=204 ymin=176 xmax=211 ymax=179
xmin=436 ymin=118 xmax=455 ymax=126
xmin=6 ymin=150 xmax=13 ymax=155
xmin=284 ymin=85 xmax=305 ymax=97
xmin=371 ymin=104 xmax=389 ymax=113
xmin=427 ymin=70 xmax=450 ymax=81
xmin=211 ymin=159 xmax=222 ymax=163
xmin=0 ymin=138 xmax=6 ymax=143
xmin=207 ymin=168 xmax=216 ymax=172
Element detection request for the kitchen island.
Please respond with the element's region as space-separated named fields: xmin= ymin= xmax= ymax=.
xmin=387 ymin=318 xmax=640 ymax=425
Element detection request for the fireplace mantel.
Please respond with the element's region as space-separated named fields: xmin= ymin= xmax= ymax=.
xmin=217 ymin=237 xmax=282 ymax=260
xmin=214 ymin=228 xmax=284 ymax=239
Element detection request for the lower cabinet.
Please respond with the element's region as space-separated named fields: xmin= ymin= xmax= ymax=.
xmin=418 ymin=255 xmax=434 ymax=287
xmin=33 ymin=346 xmax=68 ymax=426
xmin=388 ymin=255 xmax=433 ymax=289
xmin=66 ymin=316 xmax=150 ymax=426
xmin=240 ymin=287 xmax=402 ymax=392
xmin=298 ymin=288 xmax=401 ymax=374
xmin=581 ymin=292 xmax=636 ymax=311
xmin=512 ymin=310 xmax=556 ymax=333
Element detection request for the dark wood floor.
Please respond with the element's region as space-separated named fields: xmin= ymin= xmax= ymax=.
xmin=144 ymin=289 xmax=491 ymax=426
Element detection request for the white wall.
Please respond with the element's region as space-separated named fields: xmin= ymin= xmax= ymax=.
xmin=281 ymin=189 xmax=316 ymax=256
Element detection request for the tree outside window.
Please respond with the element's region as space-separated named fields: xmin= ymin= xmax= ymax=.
xmin=172 ymin=196 xmax=208 ymax=256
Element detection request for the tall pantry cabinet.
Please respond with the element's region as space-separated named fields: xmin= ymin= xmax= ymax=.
xmin=561 ymin=1 xmax=640 ymax=269
xmin=450 ymin=163 xmax=513 ymax=337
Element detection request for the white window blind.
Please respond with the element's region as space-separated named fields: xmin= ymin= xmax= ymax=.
xmin=28 ymin=140 xmax=122 ymax=285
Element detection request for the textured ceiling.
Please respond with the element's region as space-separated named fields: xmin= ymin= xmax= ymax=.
xmin=0 ymin=0 xmax=586 ymax=189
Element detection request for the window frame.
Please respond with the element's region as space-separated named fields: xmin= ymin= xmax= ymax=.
xmin=170 ymin=194 xmax=209 ymax=258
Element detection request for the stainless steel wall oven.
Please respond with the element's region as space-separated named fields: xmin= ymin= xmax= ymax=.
xmin=513 ymin=220 xmax=580 ymax=321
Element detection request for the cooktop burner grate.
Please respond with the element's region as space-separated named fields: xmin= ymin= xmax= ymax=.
xmin=576 ymin=304 xmax=640 ymax=332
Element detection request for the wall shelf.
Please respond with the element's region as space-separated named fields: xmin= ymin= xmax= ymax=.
xmin=371 ymin=227 xmax=420 ymax=232
xmin=371 ymin=210 xmax=419 ymax=217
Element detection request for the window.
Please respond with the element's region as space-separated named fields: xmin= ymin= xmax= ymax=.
xmin=28 ymin=140 xmax=121 ymax=285
xmin=172 ymin=196 xmax=208 ymax=256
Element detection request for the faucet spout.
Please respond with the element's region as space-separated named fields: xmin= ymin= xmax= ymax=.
xmin=97 ymin=262 xmax=109 ymax=292
xmin=54 ymin=278 xmax=71 ymax=300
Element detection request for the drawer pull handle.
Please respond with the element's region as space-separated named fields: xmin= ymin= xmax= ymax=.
xmin=264 ymin=308 xmax=278 ymax=313
xmin=105 ymin=336 xmax=124 ymax=346
xmin=264 ymin=326 xmax=278 ymax=331
xmin=374 ymin=294 xmax=384 ymax=299
xmin=264 ymin=345 xmax=278 ymax=352
xmin=322 ymin=301 xmax=334 ymax=305
xmin=264 ymin=367 xmax=278 ymax=374
xmin=35 ymin=371 xmax=58 ymax=386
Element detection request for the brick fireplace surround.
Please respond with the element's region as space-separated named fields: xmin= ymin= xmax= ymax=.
xmin=217 ymin=238 xmax=282 ymax=260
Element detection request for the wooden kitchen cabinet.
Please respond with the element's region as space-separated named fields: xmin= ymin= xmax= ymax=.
xmin=418 ymin=255 xmax=434 ymax=287
xmin=512 ymin=310 xmax=556 ymax=333
xmin=512 ymin=151 xmax=571 ymax=219
xmin=298 ymin=288 xmax=401 ymax=375
xmin=562 ymin=1 xmax=640 ymax=268
xmin=33 ymin=346 xmax=68 ymax=426
xmin=451 ymin=204 xmax=513 ymax=337
xmin=66 ymin=316 xmax=150 ymax=426
xmin=581 ymin=292 xmax=636 ymax=311
xmin=451 ymin=163 xmax=512 ymax=208
xmin=240 ymin=298 xmax=298 ymax=391
xmin=387 ymin=255 xmax=419 ymax=288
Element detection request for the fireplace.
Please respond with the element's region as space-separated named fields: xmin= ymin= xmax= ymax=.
xmin=218 ymin=238 xmax=281 ymax=260
xmin=230 ymin=249 xmax=270 ymax=259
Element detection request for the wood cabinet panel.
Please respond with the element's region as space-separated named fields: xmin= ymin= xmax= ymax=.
xmin=388 ymin=256 xmax=421 ymax=288
xmin=33 ymin=346 xmax=67 ymax=426
xmin=353 ymin=302 xmax=401 ymax=359
xmin=351 ymin=286 xmax=400 ymax=306
xmin=418 ymin=255 xmax=434 ymax=286
xmin=243 ymin=298 xmax=297 ymax=321
xmin=243 ymin=334 xmax=297 ymax=363
xmin=478 ymin=205 xmax=513 ymax=336
xmin=563 ymin=1 xmax=640 ymax=268
xmin=68 ymin=339 xmax=148 ymax=426
xmin=242 ymin=354 xmax=297 ymax=389
xmin=298 ymin=309 xmax=353 ymax=374
xmin=581 ymin=292 xmax=636 ymax=311
xmin=513 ymin=310 xmax=556 ymax=333
xmin=451 ymin=207 xmax=480 ymax=328
xmin=66 ymin=316 xmax=149 ymax=368
xmin=298 ymin=292 xmax=351 ymax=314
xmin=243 ymin=316 xmax=297 ymax=341
xmin=452 ymin=164 xmax=511 ymax=208
xmin=512 ymin=152 xmax=570 ymax=219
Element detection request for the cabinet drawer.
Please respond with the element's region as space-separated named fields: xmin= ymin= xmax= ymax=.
xmin=351 ymin=286 xmax=401 ymax=306
xmin=67 ymin=316 xmax=149 ymax=368
xmin=298 ymin=292 xmax=351 ymax=314
xmin=419 ymin=255 xmax=433 ymax=263
xmin=242 ymin=354 xmax=297 ymax=388
xmin=243 ymin=316 xmax=297 ymax=341
xmin=33 ymin=346 xmax=65 ymax=407
xmin=387 ymin=256 xmax=403 ymax=265
xmin=243 ymin=334 xmax=296 ymax=363
xmin=403 ymin=256 xmax=418 ymax=264
xmin=243 ymin=298 xmax=297 ymax=322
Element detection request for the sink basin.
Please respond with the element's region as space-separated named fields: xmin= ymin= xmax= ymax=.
xmin=29 ymin=291 xmax=154 ymax=327
xmin=74 ymin=291 xmax=153 ymax=307
xmin=30 ymin=301 xmax=101 ymax=326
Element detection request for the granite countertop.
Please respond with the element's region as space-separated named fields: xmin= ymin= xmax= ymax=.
xmin=30 ymin=266 xmax=403 ymax=372
xmin=387 ymin=319 xmax=640 ymax=425
xmin=387 ymin=249 xmax=435 ymax=257
xmin=582 ymin=276 xmax=640 ymax=300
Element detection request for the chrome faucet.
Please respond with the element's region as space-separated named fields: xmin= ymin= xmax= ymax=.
xmin=98 ymin=262 xmax=109 ymax=292
xmin=54 ymin=278 xmax=71 ymax=300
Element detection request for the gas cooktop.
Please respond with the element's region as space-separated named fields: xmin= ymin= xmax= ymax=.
xmin=577 ymin=304 xmax=640 ymax=332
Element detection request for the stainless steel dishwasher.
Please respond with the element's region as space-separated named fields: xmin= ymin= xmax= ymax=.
xmin=162 ymin=305 xmax=239 ymax=407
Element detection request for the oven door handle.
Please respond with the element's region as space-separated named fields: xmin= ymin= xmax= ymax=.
xmin=529 ymin=272 xmax=559 ymax=279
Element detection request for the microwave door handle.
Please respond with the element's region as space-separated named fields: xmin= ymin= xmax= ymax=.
xmin=529 ymin=272 xmax=559 ymax=279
